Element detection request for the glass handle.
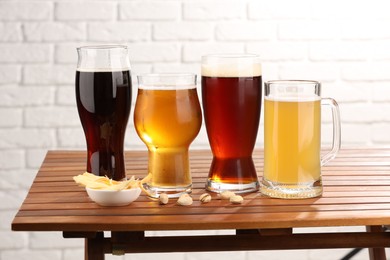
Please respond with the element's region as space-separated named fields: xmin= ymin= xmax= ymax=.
xmin=321 ymin=98 xmax=341 ymax=166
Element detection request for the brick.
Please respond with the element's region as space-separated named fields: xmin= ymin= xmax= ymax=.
xmin=279 ymin=63 xmax=339 ymax=82
xmin=249 ymin=0 xmax=312 ymax=20
xmin=246 ymin=42 xmax=306 ymax=61
xmin=216 ymin=22 xmax=276 ymax=41
xmin=63 ymin=249 xmax=84 ymax=260
xmin=24 ymin=22 xmax=86 ymax=42
xmin=0 ymin=129 xmax=56 ymax=148
xmin=0 ymin=231 xmax=28 ymax=249
xmin=372 ymin=123 xmax=390 ymax=143
xmin=0 ymin=44 xmax=51 ymax=63
xmin=0 ymin=22 xmax=22 ymax=42
xmin=154 ymin=22 xmax=212 ymax=40
xmin=0 ymin=169 xmax=36 ymax=190
xmin=24 ymin=107 xmax=80 ymax=127
xmin=130 ymin=63 xmax=153 ymax=76
xmin=341 ymin=63 xmax=390 ymax=81
xmin=55 ymin=43 xmax=79 ymax=64
xmin=55 ymin=2 xmax=116 ymax=21
xmin=0 ymin=190 xmax=27 ymax=209
xmin=184 ymin=1 xmax=245 ymax=20
xmin=26 ymin=149 xmax=48 ymax=168
xmin=325 ymin=123 xmax=371 ymax=144
xmin=279 ymin=21 xmax=339 ymax=40
xmin=31 ymin=232 xmax=83 ymax=249
xmin=309 ymin=42 xmax=369 ymax=61
xmin=56 ymin=86 xmax=76 ymax=105
xmin=120 ymin=1 xmax=180 ymax=20
xmin=153 ymin=63 xmax=200 ymax=75
xmin=372 ymin=83 xmax=390 ymax=102
xmin=0 ymin=210 xmax=17 ymax=230
xmin=0 ymin=108 xmax=22 ymax=127
xmin=183 ymin=43 xmax=245 ymax=62
xmin=23 ymin=65 xmax=75 ymax=85
xmin=57 ymin=128 xmax=85 ymax=148
xmin=341 ymin=20 xmax=390 ymax=40
xmin=88 ymin=22 xmax=150 ymax=42
xmin=0 ymin=150 xmax=24 ymax=169
xmin=0 ymin=65 xmax=21 ymax=84
xmin=128 ymin=43 xmax=180 ymax=62
xmin=1 ymin=249 xmax=61 ymax=260
xmin=0 ymin=2 xmax=52 ymax=21
xmin=321 ymin=82 xmax=371 ymax=103
xmin=261 ymin=62 xmax=279 ymax=82
xmin=371 ymin=40 xmax=390 ymax=60
xmin=0 ymin=87 xmax=55 ymax=107
xmin=338 ymin=103 xmax=379 ymax=123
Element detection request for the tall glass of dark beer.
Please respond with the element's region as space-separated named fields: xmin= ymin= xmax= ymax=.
xmin=75 ymin=45 xmax=131 ymax=181
xmin=202 ymin=54 xmax=262 ymax=193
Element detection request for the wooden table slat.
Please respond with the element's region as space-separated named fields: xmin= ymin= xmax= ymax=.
xmin=12 ymin=148 xmax=390 ymax=232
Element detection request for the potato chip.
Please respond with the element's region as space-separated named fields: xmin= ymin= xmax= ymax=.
xmin=73 ymin=172 xmax=140 ymax=191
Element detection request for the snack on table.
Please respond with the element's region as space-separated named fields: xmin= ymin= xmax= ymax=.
xmin=73 ymin=172 xmax=139 ymax=191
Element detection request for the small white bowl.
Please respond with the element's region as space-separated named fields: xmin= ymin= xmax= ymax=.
xmin=86 ymin=187 xmax=141 ymax=206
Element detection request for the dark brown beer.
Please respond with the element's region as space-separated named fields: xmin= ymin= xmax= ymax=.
xmin=202 ymin=75 xmax=262 ymax=185
xmin=76 ymin=70 xmax=131 ymax=180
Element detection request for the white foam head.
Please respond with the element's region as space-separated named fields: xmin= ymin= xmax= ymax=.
xmin=201 ymin=54 xmax=262 ymax=77
xmin=76 ymin=45 xmax=131 ymax=72
xmin=265 ymin=94 xmax=321 ymax=102
xmin=137 ymin=73 xmax=197 ymax=90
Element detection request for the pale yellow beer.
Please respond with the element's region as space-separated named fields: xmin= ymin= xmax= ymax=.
xmin=264 ymin=97 xmax=321 ymax=185
xmin=134 ymin=88 xmax=202 ymax=191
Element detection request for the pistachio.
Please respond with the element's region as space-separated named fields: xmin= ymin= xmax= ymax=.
xmin=218 ymin=191 xmax=236 ymax=200
xmin=230 ymin=195 xmax=243 ymax=204
xmin=159 ymin=193 xmax=169 ymax=205
xmin=199 ymin=193 xmax=211 ymax=203
xmin=177 ymin=194 xmax=193 ymax=206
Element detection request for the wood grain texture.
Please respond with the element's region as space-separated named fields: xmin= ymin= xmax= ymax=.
xmin=11 ymin=148 xmax=390 ymax=232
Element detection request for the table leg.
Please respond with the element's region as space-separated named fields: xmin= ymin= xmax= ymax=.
xmin=85 ymin=232 xmax=105 ymax=260
xmin=366 ymin=226 xmax=386 ymax=260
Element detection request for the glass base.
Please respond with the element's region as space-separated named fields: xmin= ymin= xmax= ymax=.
xmin=206 ymin=179 xmax=259 ymax=194
xmin=260 ymin=178 xmax=322 ymax=199
xmin=142 ymin=183 xmax=192 ymax=199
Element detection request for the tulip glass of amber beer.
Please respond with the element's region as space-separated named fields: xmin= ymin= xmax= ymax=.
xmin=134 ymin=74 xmax=202 ymax=198
xmin=261 ymin=80 xmax=341 ymax=199
xmin=202 ymin=54 xmax=262 ymax=193
xmin=75 ymin=45 xmax=131 ymax=181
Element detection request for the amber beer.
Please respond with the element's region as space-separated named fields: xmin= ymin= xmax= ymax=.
xmin=134 ymin=74 xmax=202 ymax=198
xmin=202 ymin=54 xmax=262 ymax=193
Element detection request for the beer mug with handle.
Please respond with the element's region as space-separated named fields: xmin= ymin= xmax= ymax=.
xmin=261 ymin=80 xmax=341 ymax=199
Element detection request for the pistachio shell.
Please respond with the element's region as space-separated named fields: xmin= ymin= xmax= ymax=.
xmin=219 ymin=191 xmax=236 ymax=200
xmin=177 ymin=194 xmax=193 ymax=206
xmin=159 ymin=193 xmax=169 ymax=205
xmin=199 ymin=193 xmax=211 ymax=203
xmin=230 ymin=195 xmax=243 ymax=204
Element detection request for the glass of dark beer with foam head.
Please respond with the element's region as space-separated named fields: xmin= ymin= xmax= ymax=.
xmin=76 ymin=45 xmax=132 ymax=181
xmin=202 ymin=54 xmax=262 ymax=193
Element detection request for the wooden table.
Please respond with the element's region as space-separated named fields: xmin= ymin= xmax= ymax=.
xmin=11 ymin=148 xmax=390 ymax=260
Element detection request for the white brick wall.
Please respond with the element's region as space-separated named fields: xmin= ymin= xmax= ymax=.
xmin=1 ymin=0 xmax=390 ymax=259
